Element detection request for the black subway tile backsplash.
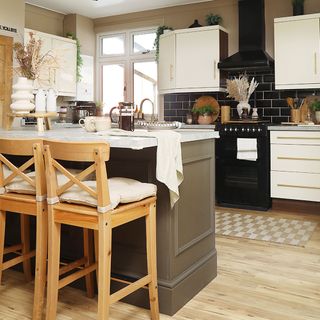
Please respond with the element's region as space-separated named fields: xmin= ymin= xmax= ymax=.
xmin=163 ymin=69 xmax=317 ymax=124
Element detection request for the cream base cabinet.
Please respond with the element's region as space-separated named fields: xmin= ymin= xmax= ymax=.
xmin=270 ymin=131 xmax=320 ymax=202
xmin=158 ymin=26 xmax=228 ymax=94
xmin=24 ymin=29 xmax=77 ymax=96
xmin=274 ymin=13 xmax=320 ymax=90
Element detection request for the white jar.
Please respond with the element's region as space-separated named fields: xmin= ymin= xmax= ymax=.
xmin=35 ymin=88 xmax=46 ymax=112
xmin=46 ymin=88 xmax=58 ymax=112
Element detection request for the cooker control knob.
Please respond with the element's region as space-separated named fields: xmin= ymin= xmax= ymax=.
xmin=252 ymin=128 xmax=256 ymax=132
xmin=258 ymin=128 xmax=261 ymax=132
xmin=242 ymin=128 xmax=245 ymax=132
xmin=234 ymin=128 xmax=238 ymax=132
xmin=224 ymin=127 xmax=227 ymax=131
xmin=246 ymin=128 xmax=250 ymax=132
xmin=230 ymin=128 xmax=233 ymax=131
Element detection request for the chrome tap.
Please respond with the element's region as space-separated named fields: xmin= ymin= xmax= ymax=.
xmin=140 ymin=98 xmax=156 ymax=122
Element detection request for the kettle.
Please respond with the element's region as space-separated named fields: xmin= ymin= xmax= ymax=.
xmin=35 ymin=88 xmax=46 ymax=112
xmin=46 ymin=88 xmax=58 ymax=113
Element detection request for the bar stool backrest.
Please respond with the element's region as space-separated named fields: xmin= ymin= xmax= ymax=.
xmin=43 ymin=140 xmax=111 ymax=211
xmin=0 ymin=139 xmax=45 ymax=199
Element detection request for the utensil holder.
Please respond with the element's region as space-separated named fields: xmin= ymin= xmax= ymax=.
xmin=221 ymin=105 xmax=230 ymax=123
xmin=291 ymin=109 xmax=301 ymax=123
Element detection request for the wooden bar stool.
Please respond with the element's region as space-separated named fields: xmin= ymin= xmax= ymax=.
xmin=43 ymin=140 xmax=159 ymax=320
xmin=0 ymin=139 xmax=47 ymax=320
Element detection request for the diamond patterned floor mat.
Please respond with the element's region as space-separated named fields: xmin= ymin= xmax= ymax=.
xmin=216 ymin=211 xmax=318 ymax=247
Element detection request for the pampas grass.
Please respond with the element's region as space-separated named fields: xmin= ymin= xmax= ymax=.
xmin=226 ymin=75 xmax=259 ymax=103
xmin=13 ymin=32 xmax=54 ymax=80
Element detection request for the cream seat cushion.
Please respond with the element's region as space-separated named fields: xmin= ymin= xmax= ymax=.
xmin=59 ymin=177 xmax=157 ymax=210
xmin=3 ymin=165 xmax=36 ymax=194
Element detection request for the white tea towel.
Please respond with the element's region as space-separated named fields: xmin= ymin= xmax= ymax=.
xmin=96 ymin=129 xmax=183 ymax=207
xmin=237 ymin=138 xmax=258 ymax=161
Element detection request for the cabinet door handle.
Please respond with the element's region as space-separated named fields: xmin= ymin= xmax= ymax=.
xmin=170 ymin=64 xmax=174 ymax=80
xmin=315 ymin=52 xmax=317 ymax=75
xmin=278 ymin=183 xmax=320 ymax=190
xmin=277 ymin=156 xmax=320 ymax=161
xmin=213 ymin=60 xmax=217 ymax=79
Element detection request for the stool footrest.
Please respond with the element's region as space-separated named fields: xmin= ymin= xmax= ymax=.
xmin=59 ymin=257 xmax=87 ymax=276
xmin=58 ymin=262 xmax=97 ymax=290
xmin=2 ymin=250 xmax=35 ymax=271
xmin=110 ymin=274 xmax=151 ymax=304
xmin=4 ymin=243 xmax=23 ymax=255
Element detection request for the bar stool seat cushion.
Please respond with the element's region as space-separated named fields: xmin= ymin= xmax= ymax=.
xmin=3 ymin=165 xmax=36 ymax=195
xmin=59 ymin=177 xmax=157 ymax=210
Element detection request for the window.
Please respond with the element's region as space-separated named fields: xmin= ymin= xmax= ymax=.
xmin=97 ymin=29 xmax=157 ymax=117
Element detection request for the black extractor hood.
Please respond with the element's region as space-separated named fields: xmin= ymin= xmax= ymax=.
xmin=218 ymin=0 xmax=274 ymax=71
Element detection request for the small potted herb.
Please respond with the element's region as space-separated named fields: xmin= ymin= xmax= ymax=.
xmin=205 ymin=13 xmax=222 ymax=26
xmin=192 ymin=105 xmax=216 ymax=124
xmin=310 ymin=99 xmax=320 ymax=123
xmin=292 ymin=0 xmax=304 ymax=16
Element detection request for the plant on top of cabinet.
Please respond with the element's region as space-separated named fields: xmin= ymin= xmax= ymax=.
xmin=154 ymin=25 xmax=173 ymax=62
xmin=310 ymin=99 xmax=320 ymax=123
xmin=292 ymin=0 xmax=304 ymax=16
xmin=66 ymin=32 xmax=83 ymax=81
xmin=206 ymin=13 xmax=222 ymax=26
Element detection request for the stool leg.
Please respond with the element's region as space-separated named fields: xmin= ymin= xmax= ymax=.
xmin=145 ymin=203 xmax=159 ymax=320
xmin=32 ymin=205 xmax=48 ymax=320
xmin=94 ymin=230 xmax=99 ymax=285
xmin=0 ymin=210 xmax=6 ymax=285
xmin=20 ymin=214 xmax=32 ymax=282
xmin=46 ymin=211 xmax=61 ymax=320
xmin=83 ymin=228 xmax=95 ymax=298
xmin=97 ymin=213 xmax=112 ymax=320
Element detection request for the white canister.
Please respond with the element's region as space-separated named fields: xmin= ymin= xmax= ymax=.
xmin=46 ymin=88 xmax=58 ymax=112
xmin=35 ymin=89 xmax=46 ymax=112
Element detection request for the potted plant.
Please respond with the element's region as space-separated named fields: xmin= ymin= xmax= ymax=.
xmin=154 ymin=25 xmax=173 ymax=62
xmin=206 ymin=13 xmax=222 ymax=26
xmin=310 ymin=99 xmax=320 ymax=123
xmin=292 ymin=0 xmax=304 ymax=16
xmin=66 ymin=32 xmax=83 ymax=82
xmin=192 ymin=105 xmax=216 ymax=124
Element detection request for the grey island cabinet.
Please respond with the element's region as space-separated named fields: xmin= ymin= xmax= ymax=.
xmin=0 ymin=128 xmax=218 ymax=315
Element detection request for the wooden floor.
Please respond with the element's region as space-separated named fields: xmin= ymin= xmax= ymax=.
xmin=0 ymin=207 xmax=319 ymax=320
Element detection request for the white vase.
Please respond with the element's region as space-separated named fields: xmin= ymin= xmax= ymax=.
xmin=35 ymin=88 xmax=47 ymax=112
xmin=10 ymin=77 xmax=35 ymax=114
xmin=237 ymin=101 xmax=251 ymax=118
xmin=46 ymin=88 xmax=58 ymax=112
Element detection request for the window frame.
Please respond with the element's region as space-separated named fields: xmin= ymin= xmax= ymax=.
xmin=96 ymin=27 xmax=158 ymax=115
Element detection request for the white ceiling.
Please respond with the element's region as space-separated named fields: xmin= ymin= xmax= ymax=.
xmin=25 ymin=0 xmax=211 ymax=19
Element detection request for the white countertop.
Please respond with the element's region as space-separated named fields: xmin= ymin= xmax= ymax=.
xmin=0 ymin=127 xmax=219 ymax=150
xmin=268 ymin=124 xmax=320 ymax=131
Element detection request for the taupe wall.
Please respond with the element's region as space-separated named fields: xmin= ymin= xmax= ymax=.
xmin=25 ymin=4 xmax=64 ymax=36
xmin=0 ymin=0 xmax=25 ymax=42
xmin=64 ymin=14 xmax=95 ymax=56
xmin=94 ymin=0 xmax=320 ymax=58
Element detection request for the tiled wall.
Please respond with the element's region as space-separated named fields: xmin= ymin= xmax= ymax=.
xmin=163 ymin=69 xmax=320 ymax=124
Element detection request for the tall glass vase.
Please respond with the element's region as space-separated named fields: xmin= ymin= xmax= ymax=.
xmin=10 ymin=77 xmax=35 ymax=113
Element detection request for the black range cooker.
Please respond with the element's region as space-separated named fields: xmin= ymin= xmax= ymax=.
xmin=215 ymin=121 xmax=271 ymax=211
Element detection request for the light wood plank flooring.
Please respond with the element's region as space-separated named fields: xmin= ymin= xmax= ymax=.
xmin=0 ymin=207 xmax=319 ymax=320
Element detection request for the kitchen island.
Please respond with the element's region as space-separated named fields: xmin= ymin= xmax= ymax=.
xmin=0 ymin=127 xmax=218 ymax=315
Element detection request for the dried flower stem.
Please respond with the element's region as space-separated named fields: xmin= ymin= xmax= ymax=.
xmin=226 ymin=75 xmax=259 ymax=103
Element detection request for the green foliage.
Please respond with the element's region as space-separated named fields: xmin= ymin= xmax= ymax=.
xmin=310 ymin=99 xmax=320 ymax=112
xmin=192 ymin=105 xmax=216 ymax=116
xmin=66 ymin=32 xmax=83 ymax=82
xmin=205 ymin=13 xmax=222 ymax=26
xmin=154 ymin=26 xmax=173 ymax=63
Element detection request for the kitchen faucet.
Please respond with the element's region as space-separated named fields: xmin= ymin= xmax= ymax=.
xmin=140 ymin=98 xmax=156 ymax=122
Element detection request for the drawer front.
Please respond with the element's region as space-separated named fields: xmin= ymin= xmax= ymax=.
xmin=271 ymin=144 xmax=320 ymax=173
xmin=271 ymin=171 xmax=320 ymax=202
xmin=271 ymin=131 xmax=320 ymax=145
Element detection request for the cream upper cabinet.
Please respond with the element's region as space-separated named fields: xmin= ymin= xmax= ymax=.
xmin=24 ymin=28 xmax=77 ymax=96
xmin=270 ymin=130 xmax=320 ymax=202
xmin=274 ymin=14 xmax=320 ymax=90
xmin=158 ymin=26 xmax=228 ymax=94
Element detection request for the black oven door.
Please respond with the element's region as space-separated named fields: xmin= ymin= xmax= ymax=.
xmin=216 ymin=135 xmax=270 ymax=211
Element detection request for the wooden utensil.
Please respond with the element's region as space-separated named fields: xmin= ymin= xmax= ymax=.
xmin=286 ymin=97 xmax=294 ymax=109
